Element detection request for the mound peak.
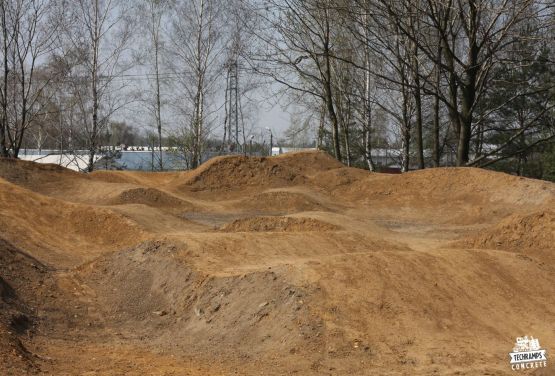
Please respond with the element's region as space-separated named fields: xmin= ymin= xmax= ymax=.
xmin=335 ymin=167 xmax=554 ymax=211
xmin=177 ymin=151 xmax=341 ymax=193
xmin=0 ymin=158 xmax=85 ymax=192
xmin=271 ymin=150 xmax=343 ymax=173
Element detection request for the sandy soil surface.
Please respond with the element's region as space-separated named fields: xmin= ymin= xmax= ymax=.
xmin=0 ymin=152 xmax=553 ymax=375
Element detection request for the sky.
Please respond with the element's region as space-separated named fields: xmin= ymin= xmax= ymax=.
xmin=255 ymin=100 xmax=291 ymax=139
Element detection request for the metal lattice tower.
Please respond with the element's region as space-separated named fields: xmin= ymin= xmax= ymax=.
xmin=223 ymin=59 xmax=241 ymax=153
xmin=229 ymin=60 xmax=239 ymax=152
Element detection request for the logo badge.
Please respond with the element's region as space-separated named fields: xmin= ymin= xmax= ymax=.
xmin=509 ymin=336 xmax=548 ymax=370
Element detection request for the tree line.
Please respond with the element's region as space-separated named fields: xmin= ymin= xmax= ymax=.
xmin=248 ymin=0 xmax=554 ymax=176
xmin=0 ymin=0 xmax=554 ymax=177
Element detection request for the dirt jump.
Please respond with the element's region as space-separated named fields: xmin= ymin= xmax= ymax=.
xmin=0 ymin=151 xmax=553 ymax=375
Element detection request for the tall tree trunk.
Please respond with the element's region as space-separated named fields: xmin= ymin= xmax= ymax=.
xmin=457 ymin=100 xmax=472 ymax=166
xmin=413 ymin=79 xmax=424 ymax=169
xmin=364 ymin=69 xmax=375 ymax=171
xmin=13 ymin=46 xmax=28 ymax=159
xmin=88 ymin=0 xmax=100 ymax=172
xmin=473 ymin=120 xmax=483 ymax=159
xmin=197 ymin=89 xmax=203 ymax=166
xmin=89 ymin=86 xmax=98 ymax=172
xmin=324 ymin=82 xmax=341 ymax=161
xmin=0 ymin=117 xmax=5 ymax=158
xmin=432 ymin=37 xmax=442 ymax=167
xmin=409 ymin=13 xmax=424 ymax=169
xmin=457 ymin=0 xmax=479 ymax=166
xmin=0 ymin=4 xmax=9 ymax=158
xmin=364 ymin=12 xmax=375 ymax=172
xmin=443 ymin=34 xmax=461 ymax=155
xmin=395 ymin=25 xmax=410 ymax=173
xmin=317 ymin=102 xmax=325 ymax=150
xmin=154 ymin=38 xmax=163 ymax=170
xmin=401 ymin=97 xmax=411 ymax=173
xmin=341 ymin=88 xmax=352 ymax=167
xmin=58 ymin=96 xmax=64 ymax=162
xmin=323 ymin=9 xmax=341 ymax=161
xmin=191 ymin=86 xmax=203 ymax=169
xmin=458 ymin=75 xmax=478 ymax=166
xmin=432 ymin=89 xmax=441 ymax=167
xmin=191 ymin=0 xmax=206 ymax=169
xmin=457 ymin=85 xmax=476 ymax=166
xmin=342 ymin=116 xmax=351 ymax=167
xmin=364 ymin=117 xmax=375 ymax=171
xmin=401 ymin=73 xmax=411 ymax=173
xmin=221 ymin=69 xmax=229 ymax=154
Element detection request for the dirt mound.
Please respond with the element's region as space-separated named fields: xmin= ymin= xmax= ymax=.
xmin=272 ymin=150 xmax=343 ymax=175
xmin=334 ymin=167 xmax=555 ymax=223
xmin=220 ymin=216 xmax=340 ymax=232
xmin=339 ymin=167 xmax=554 ymax=206
xmin=0 ymin=157 xmax=85 ymax=191
xmin=67 ymin=208 xmax=147 ymax=246
xmin=0 ymin=178 xmax=146 ymax=267
xmin=177 ymin=151 xmax=340 ymax=193
xmin=77 ymin=241 xmax=322 ymax=366
xmin=454 ymin=210 xmax=555 ymax=255
xmin=234 ymin=190 xmax=327 ymax=213
xmin=108 ymin=187 xmax=193 ymax=209
xmin=178 ymin=156 xmax=305 ymax=192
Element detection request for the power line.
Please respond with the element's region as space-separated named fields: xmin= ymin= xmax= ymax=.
xmin=8 ymin=66 xmax=255 ymax=86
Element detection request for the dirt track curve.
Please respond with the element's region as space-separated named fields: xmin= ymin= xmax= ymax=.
xmin=0 ymin=151 xmax=554 ymax=375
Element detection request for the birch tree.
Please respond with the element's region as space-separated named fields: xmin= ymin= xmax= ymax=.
xmin=170 ymin=0 xmax=226 ymax=168
xmin=64 ymin=0 xmax=131 ymax=171
xmin=137 ymin=0 xmax=169 ymax=170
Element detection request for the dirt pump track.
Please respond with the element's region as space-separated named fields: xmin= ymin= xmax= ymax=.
xmin=0 ymin=151 xmax=554 ymax=375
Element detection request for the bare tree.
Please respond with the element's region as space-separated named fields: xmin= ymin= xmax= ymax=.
xmin=378 ymin=0 xmax=545 ymax=165
xmin=63 ymin=0 xmax=132 ymax=171
xmin=0 ymin=0 xmax=61 ymax=158
xmin=137 ymin=0 xmax=169 ymax=170
xmin=247 ymin=0 xmax=345 ymax=161
xmin=169 ymin=0 xmax=226 ymax=168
